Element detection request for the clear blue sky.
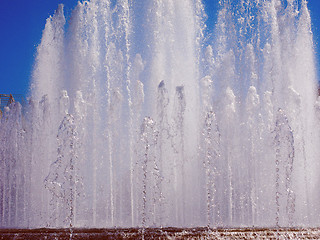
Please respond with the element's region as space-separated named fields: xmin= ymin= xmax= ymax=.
xmin=0 ymin=0 xmax=319 ymax=97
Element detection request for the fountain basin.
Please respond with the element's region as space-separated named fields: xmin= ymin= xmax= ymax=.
xmin=0 ymin=228 xmax=320 ymax=239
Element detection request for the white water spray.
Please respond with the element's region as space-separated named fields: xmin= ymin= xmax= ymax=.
xmin=0 ymin=0 xmax=319 ymax=228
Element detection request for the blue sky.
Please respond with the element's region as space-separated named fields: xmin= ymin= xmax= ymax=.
xmin=0 ymin=0 xmax=319 ymax=97
xmin=0 ymin=0 xmax=78 ymax=96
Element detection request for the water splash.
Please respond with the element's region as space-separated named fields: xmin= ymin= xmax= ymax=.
xmin=0 ymin=0 xmax=319 ymax=228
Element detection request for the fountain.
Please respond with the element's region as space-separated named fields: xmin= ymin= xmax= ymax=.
xmin=1 ymin=0 xmax=320 ymax=232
